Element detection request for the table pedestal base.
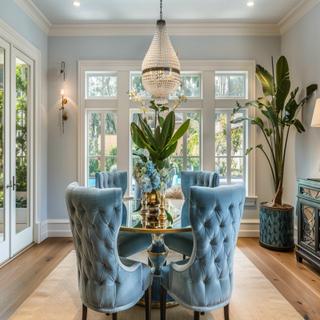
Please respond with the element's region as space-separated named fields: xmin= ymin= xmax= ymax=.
xmin=138 ymin=233 xmax=178 ymax=309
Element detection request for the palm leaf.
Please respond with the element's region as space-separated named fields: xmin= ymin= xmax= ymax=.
xmin=256 ymin=64 xmax=275 ymax=97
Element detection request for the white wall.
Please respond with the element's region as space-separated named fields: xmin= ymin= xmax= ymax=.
xmin=0 ymin=0 xmax=48 ymax=222
xmin=281 ymin=3 xmax=320 ymax=234
xmin=48 ymin=35 xmax=281 ymax=224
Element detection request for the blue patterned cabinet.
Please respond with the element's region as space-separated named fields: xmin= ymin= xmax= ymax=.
xmin=296 ymin=179 xmax=320 ymax=269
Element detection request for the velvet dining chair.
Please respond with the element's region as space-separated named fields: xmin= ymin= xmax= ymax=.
xmin=65 ymin=182 xmax=152 ymax=320
xmin=95 ymin=171 xmax=152 ymax=258
xmin=160 ymin=184 xmax=246 ymax=320
xmin=164 ymin=171 xmax=220 ymax=258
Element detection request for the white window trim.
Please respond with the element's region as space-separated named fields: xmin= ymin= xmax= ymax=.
xmin=0 ymin=18 xmax=42 ymax=243
xmin=78 ymin=60 xmax=256 ymax=206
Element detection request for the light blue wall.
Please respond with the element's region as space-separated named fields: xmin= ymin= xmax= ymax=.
xmin=281 ymin=3 xmax=320 ymax=227
xmin=0 ymin=0 xmax=48 ymax=222
xmin=48 ymin=35 xmax=281 ymax=220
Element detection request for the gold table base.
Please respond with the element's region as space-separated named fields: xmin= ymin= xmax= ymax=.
xmin=137 ymin=299 xmax=178 ymax=309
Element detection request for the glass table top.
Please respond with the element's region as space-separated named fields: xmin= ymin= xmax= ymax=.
xmin=121 ymin=198 xmax=192 ymax=234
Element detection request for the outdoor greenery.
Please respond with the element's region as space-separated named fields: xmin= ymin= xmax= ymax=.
xmin=88 ymin=75 xmax=117 ymax=97
xmin=231 ymin=56 xmax=317 ymax=207
xmin=88 ymin=112 xmax=117 ymax=177
xmin=215 ymin=75 xmax=245 ymax=97
xmin=215 ymin=113 xmax=243 ymax=178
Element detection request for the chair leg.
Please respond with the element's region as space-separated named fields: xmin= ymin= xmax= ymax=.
xmin=112 ymin=313 xmax=117 ymax=320
xmin=201 ymin=312 xmax=205 ymax=315
xmin=183 ymin=254 xmax=186 ymax=260
xmin=82 ymin=304 xmax=87 ymax=320
xmin=148 ymin=258 xmax=152 ymax=267
xmin=194 ymin=311 xmax=200 ymax=320
xmin=224 ymin=304 xmax=229 ymax=320
xmin=160 ymin=285 xmax=167 ymax=320
xmin=145 ymin=286 xmax=151 ymax=320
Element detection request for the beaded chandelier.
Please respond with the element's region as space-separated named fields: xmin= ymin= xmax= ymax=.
xmin=142 ymin=0 xmax=180 ymax=105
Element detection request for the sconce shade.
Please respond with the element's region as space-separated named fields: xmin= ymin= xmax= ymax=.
xmin=142 ymin=19 xmax=180 ymax=105
xmin=311 ymin=98 xmax=320 ymax=127
xmin=61 ymin=89 xmax=64 ymax=95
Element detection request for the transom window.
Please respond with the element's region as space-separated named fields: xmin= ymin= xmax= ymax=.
xmin=215 ymin=72 xmax=246 ymax=99
xmin=130 ymin=110 xmax=201 ymax=194
xmin=130 ymin=72 xmax=201 ymax=99
xmin=215 ymin=110 xmax=246 ymax=186
xmin=87 ymin=111 xmax=117 ymax=186
xmin=86 ymin=72 xmax=117 ymax=98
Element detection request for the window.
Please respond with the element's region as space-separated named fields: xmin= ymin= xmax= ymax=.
xmin=130 ymin=110 xmax=201 ymax=194
xmin=87 ymin=111 xmax=117 ymax=186
xmin=130 ymin=72 xmax=201 ymax=99
xmin=86 ymin=72 xmax=117 ymax=98
xmin=215 ymin=73 xmax=246 ymax=98
xmin=215 ymin=110 xmax=246 ymax=186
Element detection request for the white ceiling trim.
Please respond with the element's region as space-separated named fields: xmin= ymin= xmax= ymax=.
xmin=13 ymin=0 xmax=320 ymax=37
xmin=49 ymin=23 xmax=280 ymax=37
xmin=13 ymin=0 xmax=51 ymax=35
xmin=279 ymin=0 xmax=320 ymax=35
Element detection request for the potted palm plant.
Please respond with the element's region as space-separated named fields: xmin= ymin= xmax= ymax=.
xmin=231 ymin=56 xmax=317 ymax=251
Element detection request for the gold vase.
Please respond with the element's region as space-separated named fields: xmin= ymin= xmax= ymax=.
xmin=146 ymin=189 xmax=160 ymax=228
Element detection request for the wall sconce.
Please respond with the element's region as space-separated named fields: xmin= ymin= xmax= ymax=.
xmin=59 ymin=89 xmax=68 ymax=133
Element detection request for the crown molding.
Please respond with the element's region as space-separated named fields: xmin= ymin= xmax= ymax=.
xmin=279 ymin=0 xmax=320 ymax=35
xmin=49 ymin=23 xmax=280 ymax=37
xmin=13 ymin=0 xmax=51 ymax=35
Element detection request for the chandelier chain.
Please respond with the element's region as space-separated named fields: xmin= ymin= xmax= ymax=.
xmin=160 ymin=0 xmax=163 ymax=20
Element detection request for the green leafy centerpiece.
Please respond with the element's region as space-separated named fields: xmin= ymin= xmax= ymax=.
xmin=129 ymin=90 xmax=190 ymax=228
xmin=231 ymin=56 xmax=317 ymax=251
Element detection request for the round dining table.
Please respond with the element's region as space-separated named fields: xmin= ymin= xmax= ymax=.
xmin=121 ymin=198 xmax=191 ymax=309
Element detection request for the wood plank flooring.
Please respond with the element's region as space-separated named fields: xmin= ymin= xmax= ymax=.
xmin=0 ymin=237 xmax=319 ymax=320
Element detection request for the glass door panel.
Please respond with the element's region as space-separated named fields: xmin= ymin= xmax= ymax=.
xmin=10 ymin=49 xmax=33 ymax=255
xmin=0 ymin=38 xmax=10 ymax=264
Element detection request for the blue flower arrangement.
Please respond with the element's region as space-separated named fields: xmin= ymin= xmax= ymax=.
xmin=133 ymin=160 xmax=171 ymax=193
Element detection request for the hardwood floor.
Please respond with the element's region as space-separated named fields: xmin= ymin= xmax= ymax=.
xmin=0 ymin=237 xmax=319 ymax=320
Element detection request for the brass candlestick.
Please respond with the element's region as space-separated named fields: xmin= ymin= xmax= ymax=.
xmin=147 ymin=189 xmax=160 ymax=228
xmin=140 ymin=192 xmax=149 ymax=228
xmin=158 ymin=191 xmax=167 ymax=229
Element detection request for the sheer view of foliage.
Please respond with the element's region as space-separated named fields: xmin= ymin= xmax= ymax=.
xmin=215 ymin=75 xmax=244 ymax=97
xmin=88 ymin=75 xmax=117 ymax=97
xmin=215 ymin=113 xmax=243 ymax=178
xmin=132 ymin=75 xmax=200 ymax=98
xmin=88 ymin=112 xmax=117 ymax=178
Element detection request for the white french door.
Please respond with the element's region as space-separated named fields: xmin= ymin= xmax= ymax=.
xmin=0 ymin=39 xmax=34 ymax=264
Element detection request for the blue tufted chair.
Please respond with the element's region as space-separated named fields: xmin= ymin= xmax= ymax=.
xmin=65 ymin=182 xmax=152 ymax=320
xmin=165 ymin=171 xmax=219 ymax=258
xmin=160 ymin=184 xmax=246 ymax=320
xmin=95 ymin=171 xmax=152 ymax=258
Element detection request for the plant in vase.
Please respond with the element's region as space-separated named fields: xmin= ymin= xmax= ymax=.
xmin=129 ymin=90 xmax=190 ymax=228
xmin=231 ymin=56 xmax=317 ymax=251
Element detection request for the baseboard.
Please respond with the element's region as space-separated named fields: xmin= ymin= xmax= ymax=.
xmin=41 ymin=218 xmax=260 ymax=240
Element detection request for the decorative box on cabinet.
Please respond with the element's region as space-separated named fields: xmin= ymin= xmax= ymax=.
xmin=296 ymin=179 xmax=320 ymax=269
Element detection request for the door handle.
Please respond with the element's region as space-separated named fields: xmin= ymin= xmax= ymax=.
xmin=6 ymin=181 xmax=12 ymax=188
xmin=13 ymin=176 xmax=20 ymax=191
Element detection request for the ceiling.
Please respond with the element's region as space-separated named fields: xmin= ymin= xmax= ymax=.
xmin=31 ymin=0 xmax=301 ymax=25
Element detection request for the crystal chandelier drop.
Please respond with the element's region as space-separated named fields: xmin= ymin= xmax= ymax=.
xmin=142 ymin=0 xmax=180 ymax=105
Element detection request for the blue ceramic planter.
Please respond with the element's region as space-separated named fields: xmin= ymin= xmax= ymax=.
xmin=259 ymin=202 xmax=295 ymax=252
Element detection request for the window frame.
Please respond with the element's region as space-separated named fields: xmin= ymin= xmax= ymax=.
xmin=215 ymin=108 xmax=247 ymax=188
xmin=215 ymin=71 xmax=248 ymax=100
xmin=86 ymin=109 xmax=117 ymax=186
xmin=86 ymin=71 xmax=118 ymax=99
xmin=130 ymin=71 xmax=203 ymax=100
xmin=129 ymin=108 xmax=202 ymax=195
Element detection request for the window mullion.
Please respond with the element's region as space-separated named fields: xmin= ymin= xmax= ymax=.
xmin=227 ymin=111 xmax=232 ymax=185
xmin=101 ymin=112 xmax=106 ymax=172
